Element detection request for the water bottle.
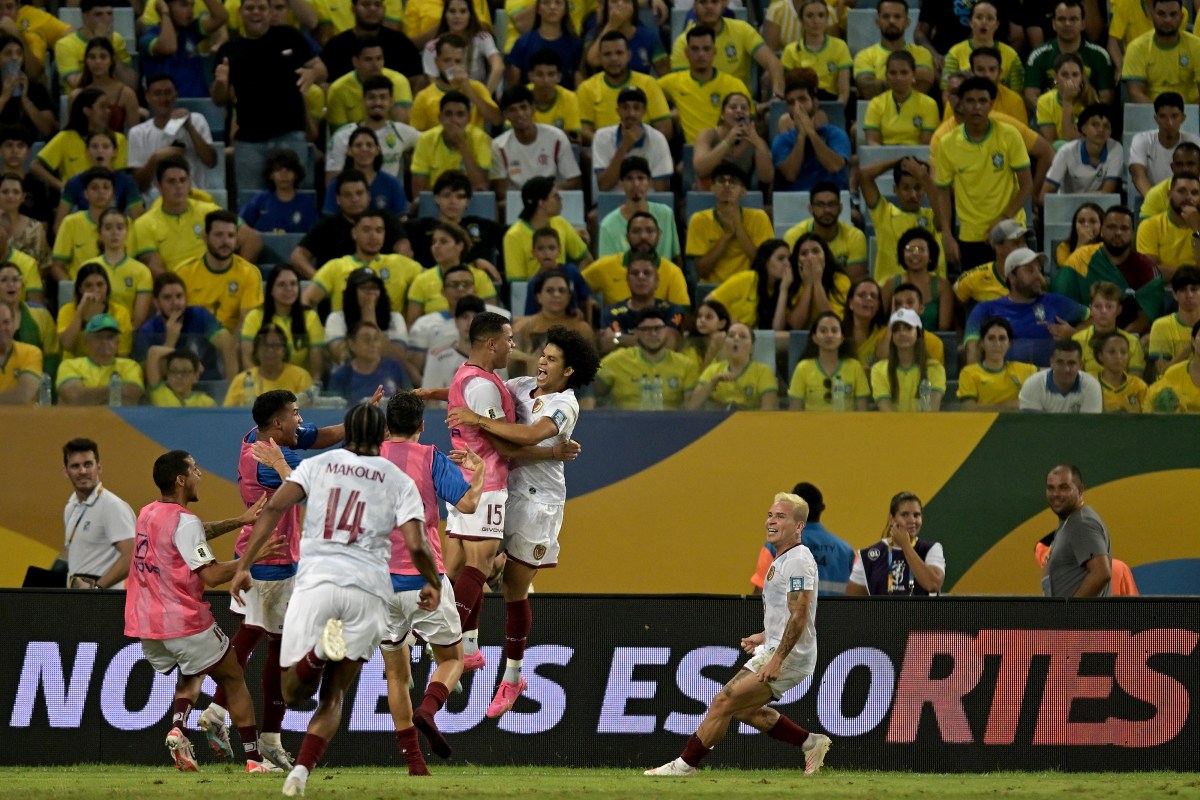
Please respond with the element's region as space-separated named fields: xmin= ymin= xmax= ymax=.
xmin=307 ymin=380 xmax=322 ymax=406
xmin=39 ymin=372 xmax=52 ymax=406
xmin=651 ymin=375 xmax=664 ymax=410
xmin=639 ymin=374 xmax=653 ymax=410
xmin=107 ymin=371 xmax=122 ymax=407
xmin=830 ymin=375 xmax=846 ymax=412
xmin=242 ymin=370 xmax=256 ymax=408
xmin=917 ymin=378 xmax=933 ymax=412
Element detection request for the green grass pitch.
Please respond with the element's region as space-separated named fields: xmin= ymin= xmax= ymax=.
xmin=0 ymin=766 xmax=1197 ymax=799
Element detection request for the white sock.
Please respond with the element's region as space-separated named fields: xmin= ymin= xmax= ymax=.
xmin=259 ymin=732 xmax=281 ymax=747
xmin=503 ymin=658 xmax=522 ymax=684
xmin=289 ymin=764 xmax=309 ymax=782
xmin=203 ymin=703 xmax=227 ymax=723
xmin=463 ymin=630 xmax=479 ymax=655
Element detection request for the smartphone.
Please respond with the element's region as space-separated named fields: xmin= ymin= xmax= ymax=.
xmin=2 ymin=61 xmax=20 ymax=97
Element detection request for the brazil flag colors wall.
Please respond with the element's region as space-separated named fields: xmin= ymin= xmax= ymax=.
xmin=1 ymin=408 xmax=1196 ymax=595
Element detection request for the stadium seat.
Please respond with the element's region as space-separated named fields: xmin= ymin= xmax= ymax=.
xmin=774 ymin=191 xmax=851 ymax=230
xmin=682 ymin=143 xmax=696 ymax=191
xmin=58 ymin=281 xmax=73 ymax=311
xmin=1042 ymin=193 xmax=1119 ymax=256
xmin=259 ymin=233 xmax=304 ymax=268
xmin=856 ymin=100 xmax=869 ymax=147
xmin=697 ymin=282 xmax=719 ymax=300
xmin=685 ymin=190 xmax=764 ymax=220
xmin=1124 ymin=103 xmax=1200 ymax=137
xmin=206 ymin=189 xmax=228 ymax=208
xmin=208 ymin=147 xmax=227 ymax=192
xmin=818 ymin=100 xmax=847 ymax=131
xmin=510 ymin=280 xmax=528 ymax=315
xmin=858 ymin=145 xmax=932 ymax=196
xmin=594 ymin=191 xmax=674 ymax=221
xmin=417 ymin=190 xmax=497 ymax=220
xmin=768 ymin=98 xmax=788 ymax=133
xmin=753 ymin=329 xmax=776 ymax=368
xmin=936 ymin=331 xmax=959 ymax=378
xmin=846 ymin=8 xmax=917 ymax=57
xmin=178 ymin=98 xmax=228 ymax=139
xmin=506 ymin=189 xmax=585 ymax=226
xmin=787 ymin=330 xmax=810 ymax=377
xmin=57 ymin=7 xmax=136 ymax=47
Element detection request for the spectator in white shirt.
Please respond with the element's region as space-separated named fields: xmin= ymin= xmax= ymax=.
xmin=1128 ymin=91 xmax=1200 ymax=198
xmin=490 ymin=85 xmax=581 ymax=195
xmin=127 ymin=74 xmax=217 ymax=193
xmin=1019 ymin=339 xmax=1103 ymax=413
xmin=326 ymin=74 xmax=420 ymax=189
xmin=591 ymin=85 xmax=673 ymax=192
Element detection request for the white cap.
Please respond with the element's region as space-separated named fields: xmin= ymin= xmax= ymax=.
xmin=1004 ymin=247 xmax=1049 ymax=278
xmin=889 ymin=308 xmax=923 ymax=329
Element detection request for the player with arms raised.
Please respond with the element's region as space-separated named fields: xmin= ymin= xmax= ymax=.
xmin=377 ymin=390 xmax=486 ymax=774
xmin=200 ymin=387 xmax=382 ymax=769
xmin=446 ymin=326 xmax=599 ymax=717
xmin=232 ymin=403 xmax=440 ymax=798
xmin=125 ymin=450 xmax=286 ymax=773
xmin=645 ymin=492 xmax=832 ymax=777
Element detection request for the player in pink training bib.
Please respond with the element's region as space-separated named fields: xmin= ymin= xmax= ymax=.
xmin=232 ymin=403 xmax=442 ymax=799
xmin=443 ymin=311 xmax=516 ymax=672
xmin=125 ymin=450 xmax=287 ymax=774
xmin=645 ymin=492 xmax=830 ymax=778
xmin=378 ymin=390 xmax=487 ymax=774
xmin=446 ymin=326 xmax=599 ymax=719
xmin=201 ymin=386 xmax=381 ymax=770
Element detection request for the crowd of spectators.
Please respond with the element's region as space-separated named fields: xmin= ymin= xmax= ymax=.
xmin=2 ymin=0 xmax=1200 ymax=414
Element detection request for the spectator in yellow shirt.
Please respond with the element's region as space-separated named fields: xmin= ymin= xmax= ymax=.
xmin=669 ymin=0 xmax=783 ymax=96
xmin=410 ymin=33 xmax=501 ymax=130
xmin=145 ymin=348 xmax=216 ymax=407
xmin=174 ymin=209 xmax=266 ymax=333
xmin=57 ymin=263 xmax=134 ymax=358
xmin=31 ymin=89 xmax=128 ymax=190
xmin=56 ymin=312 xmax=144 ymax=406
xmin=685 ymin=162 xmax=772 ymax=285
xmin=223 ymin=323 xmax=313 ymax=406
xmin=410 ymin=90 xmax=494 ymax=195
xmin=325 ymin=38 xmax=414 ymax=128
xmin=863 ymin=50 xmax=938 ymax=146
xmin=0 ymin=300 xmax=39 ymax=403
xmin=502 ymin=176 xmax=591 ymax=280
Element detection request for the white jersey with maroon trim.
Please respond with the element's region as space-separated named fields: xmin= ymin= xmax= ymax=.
xmin=505 ymin=376 xmax=578 ymax=506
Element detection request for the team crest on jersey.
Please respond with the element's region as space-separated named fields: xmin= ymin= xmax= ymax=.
xmin=293 ymin=211 xmax=302 ymax=225
xmin=710 ymin=92 xmax=721 ymax=106
xmin=827 ymin=62 xmax=836 ymax=72
xmin=867 ymin=547 xmax=881 ymax=560
xmin=385 ymin=134 xmax=397 ymax=147
xmin=538 ymin=153 xmax=550 ymax=166
xmin=228 ymin=281 xmax=239 ymax=294
xmin=193 ymin=223 xmax=203 ymax=235
xmin=533 ymin=544 xmax=547 ymax=559
xmin=124 ymin=277 xmax=133 ymax=287
xmin=555 ymin=117 xmax=565 ymax=128
xmin=381 ymin=268 xmax=390 ymax=280
xmin=992 ymin=153 xmax=1004 ymax=169
xmin=917 ymin=217 xmax=929 ymax=227
xmin=468 ymin=224 xmax=481 ymax=237
xmin=766 ymin=565 xmax=776 ymax=581
xmin=668 ymin=376 xmax=680 ymax=389
xmin=1183 ymin=56 xmax=1191 ymax=67
xmin=912 ymin=116 xmax=923 ymax=128
xmin=532 ymin=397 xmax=544 ymax=413
xmin=725 ymin=45 xmax=736 ymax=59
xmin=743 ymin=386 xmax=754 ymax=397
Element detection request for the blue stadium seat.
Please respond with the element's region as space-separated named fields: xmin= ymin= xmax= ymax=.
xmin=1042 ymin=193 xmax=1120 ymax=257
xmin=787 ymin=330 xmax=810 ymax=377
xmin=505 ymin=189 xmax=584 ymax=226
xmin=259 ymin=233 xmax=304 ymax=268
xmin=417 ymin=190 xmax=497 ymax=220
xmin=753 ymin=329 xmax=776 ymax=368
xmin=936 ymin=331 xmax=959 ymax=378
xmin=846 ymin=7 xmax=916 ymax=55
xmin=685 ymin=190 xmax=764 ymax=220
xmin=510 ymin=280 xmax=528 ymax=315
xmin=178 ymin=98 xmax=228 ymax=139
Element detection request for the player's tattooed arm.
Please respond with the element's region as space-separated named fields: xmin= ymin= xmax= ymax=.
xmin=203 ymin=495 xmax=267 ymax=540
xmin=774 ymin=590 xmax=813 ymax=661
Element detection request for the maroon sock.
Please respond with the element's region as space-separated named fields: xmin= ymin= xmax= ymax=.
xmin=171 ymin=698 xmax=193 ymax=731
xmin=213 ymin=624 xmax=264 ymax=708
xmin=395 ymin=727 xmax=429 ymax=776
xmin=680 ymin=734 xmax=712 ymax=767
xmin=293 ymin=649 xmax=326 ymax=686
xmin=262 ymin=637 xmax=286 ymax=734
xmin=504 ymin=599 xmax=532 ymax=661
xmin=417 ymin=681 xmax=450 ymax=718
xmin=237 ymin=726 xmax=262 ymax=761
xmin=295 ymin=733 xmax=328 ymax=771
xmin=767 ymin=716 xmax=810 ymax=748
xmin=452 ymin=566 xmax=487 ymax=629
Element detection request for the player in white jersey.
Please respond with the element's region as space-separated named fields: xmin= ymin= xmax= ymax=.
xmin=645 ymin=493 xmax=832 ymax=778
xmin=446 ymin=326 xmax=600 ymax=718
xmin=232 ymin=403 xmax=442 ymax=798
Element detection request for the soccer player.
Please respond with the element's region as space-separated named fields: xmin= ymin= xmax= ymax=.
xmin=443 ymin=312 xmax=516 ymax=671
xmin=232 ymin=403 xmax=440 ymax=798
xmin=198 ymin=387 xmax=383 ymax=770
xmin=645 ymin=492 xmax=831 ymax=777
xmin=125 ymin=450 xmax=285 ymax=773
xmin=446 ymin=326 xmax=599 ymax=717
xmin=379 ymin=391 xmax=486 ymax=773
